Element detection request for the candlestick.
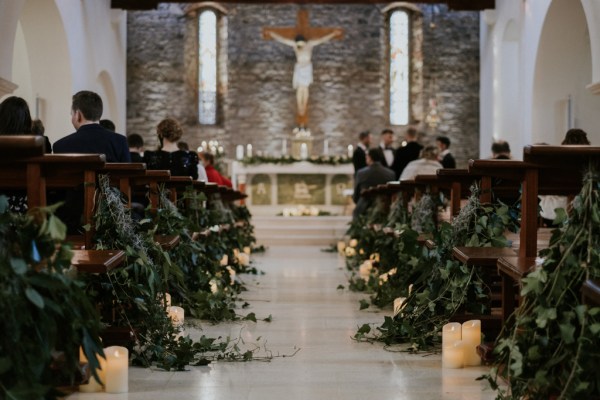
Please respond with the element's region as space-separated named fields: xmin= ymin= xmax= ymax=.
xmin=104 ymin=346 xmax=128 ymax=393
xmin=323 ymin=139 xmax=329 ymax=156
xmin=168 ymin=306 xmax=185 ymax=327
xmin=282 ymin=139 xmax=287 ymax=155
xmin=462 ymin=320 xmax=481 ymax=366
xmin=246 ymin=144 xmax=253 ymax=158
xmin=442 ymin=322 xmax=462 ymax=347
xmin=300 ymin=143 xmax=308 ymax=160
xmin=442 ymin=340 xmax=464 ymax=369
xmin=347 ymin=144 xmax=354 ymax=158
xmin=236 ymin=145 xmax=244 ymax=160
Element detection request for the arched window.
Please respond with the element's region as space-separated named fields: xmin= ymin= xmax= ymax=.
xmin=389 ymin=9 xmax=410 ymax=126
xmin=198 ymin=9 xmax=217 ymax=125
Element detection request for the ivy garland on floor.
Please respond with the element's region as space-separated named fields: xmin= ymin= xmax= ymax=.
xmin=482 ymin=170 xmax=600 ymax=400
xmin=0 ymin=199 xmax=104 ymax=399
xmin=354 ymin=186 xmax=518 ymax=350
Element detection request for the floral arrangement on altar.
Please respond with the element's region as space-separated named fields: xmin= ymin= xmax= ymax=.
xmin=241 ymin=154 xmax=351 ymax=166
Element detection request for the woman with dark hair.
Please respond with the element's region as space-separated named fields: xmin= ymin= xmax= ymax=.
xmin=0 ymin=96 xmax=32 ymax=134
xmin=562 ymin=128 xmax=590 ymax=145
xmin=0 ymin=96 xmax=33 ymax=212
xmin=143 ymin=118 xmax=199 ymax=179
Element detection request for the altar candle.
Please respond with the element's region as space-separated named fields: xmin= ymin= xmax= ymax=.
xmin=347 ymin=144 xmax=354 ymax=158
xmin=282 ymin=139 xmax=287 ymax=155
xmin=442 ymin=340 xmax=464 ymax=369
xmin=462 ymin=320 xmax=481 ymax=366
xmin=300 ymin=143 xmax=308 ymax=159
xmin=323 ymin=139 xmax=329 ymax=156
xmin=442 ymin=322 xmax=462 ymax=346
xmin=104 ymin=346 xmax=128 ymax=393
xmin=246 ymin=144 xmax=253 ymax=158
xmin=168 ymin=306 xmax=185 ymax=327
xmin=236 ymin=145 xmax=244 ymax=160
xmin=201 ymin=141 xmax=207 ymax=149
xmin=79 ymin=354 xmax=106 ymax=393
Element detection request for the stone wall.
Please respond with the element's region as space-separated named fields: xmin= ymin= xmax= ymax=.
xmin=127 ymin=3 xmax=479 ymax=165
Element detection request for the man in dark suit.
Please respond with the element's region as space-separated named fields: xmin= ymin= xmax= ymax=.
xmin=352 ymin=130 xmax=371 ymax=175
xmin=394 ymin=127 xmax=423 ymax=179
xmin=377 ymin=128 xmax=395 ymax=170
xmin=53 ymin=91 xmax=131 ymax=162
xmin=436 ymin=135 xmax=456 ymax=168
xmin=352 ymin=148 xmax=396 ymax=218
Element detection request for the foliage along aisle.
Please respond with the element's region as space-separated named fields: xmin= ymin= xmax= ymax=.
xmin=352 ymin=186 xmax=518 ymax=350
xmin=0 ymin=199 xmax=104 ymax=399
xmin=483 ymin=171 xmax=600 ymax=399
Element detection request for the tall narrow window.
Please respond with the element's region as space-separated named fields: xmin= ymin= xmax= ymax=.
xmin=198 ymin=10 xmax=217 ymax=125
xmin=389 ymin=10 xmax=410 ymax=125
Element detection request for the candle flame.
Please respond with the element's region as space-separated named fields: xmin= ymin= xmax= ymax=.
xmin=114 ymin=350 xmax=120 ymax=357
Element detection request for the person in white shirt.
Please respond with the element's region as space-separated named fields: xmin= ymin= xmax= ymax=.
xmin=399 ymin=145 xmax=443 ymax=181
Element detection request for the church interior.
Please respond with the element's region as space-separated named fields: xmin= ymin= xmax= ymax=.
xmin=1 ymin=0 xmax=600 ymax=399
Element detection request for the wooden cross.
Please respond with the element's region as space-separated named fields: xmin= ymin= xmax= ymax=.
xmin=263 ymin=9 xmax=344 ymax=127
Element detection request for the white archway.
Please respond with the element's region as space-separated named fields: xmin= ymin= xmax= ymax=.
xmin=532 ymin=0 xmax=600 ymax=144
xmin=97 ymin=70 xmax=120 ymax=131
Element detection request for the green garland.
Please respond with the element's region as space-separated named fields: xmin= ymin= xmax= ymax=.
xmin=483 ymin=171 xmax=600 ymax=399
xmin=241 ymin=154 xmax=351 ymax=166
xmin=0 ymin=198 xmax=104 ymax=399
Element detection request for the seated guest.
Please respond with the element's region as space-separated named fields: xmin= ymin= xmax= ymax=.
xmin=127 ymin=133 xmax=145 ymax=162
xmin=352 ymin=130 xmax=371 ymax=175
xmin=352 ymin=148 xmax=396 ymax=218
xmin=143 ymin=118 xmax=198 ymax=179
xmin=31 ymin=119 xmax=52 ymax=153
xmin=491 ymin=140 xmax=512 ymax=159
xmin=177 ymin=141 xmax=208 ymax=181
xmin=199 ymin=152 xmax=232 ymax=187
xmin=99 ymin=119 xmax=116 ymax=131
xmin=435 ymin=135 xmax=455 ymax=168
xmin=0 ymin=96 xmax=33 ymax=212
xmin=54 ymin=91 xmax=131 ymax=162
xmin=399 ymin=145 xmax=443 ymax=181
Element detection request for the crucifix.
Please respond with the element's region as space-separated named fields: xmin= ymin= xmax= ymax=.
xmin=263 ymin=9 xmax=344 ymax=128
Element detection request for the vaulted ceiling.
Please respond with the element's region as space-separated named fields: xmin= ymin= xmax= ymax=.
xmin=111 ymin=0 xmax=494 ymax=11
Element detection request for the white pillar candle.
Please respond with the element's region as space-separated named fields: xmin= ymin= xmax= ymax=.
xmin=168 ymin=306 xmax=185 ymax=327
xmin=442 ymin=340 xmax=464 ymax=369
xmin=282 ymin=138 xmax=287 ymax=155
xmin=217 ymin=146 xmax=224 ymax=154
xmin=79 ymin=348 xmax=106 ymax=393
xmin=462 ymin=320 xmax=481 ymax=366
xmin=104 ymin=346 xmax=128 ymax=393
xmin=236 ymin=145 xmax=244 ymax=160
xmin=323 ymin=139 xmax=329 ymax=156
xmin=300 ymin=143 xmax=308 ymax=159
xmin=246 ymin=144 xmax=253 ymax=158
xmin=442 ymin=322 xmax=462 ymax=347
xmin=201 ymin=141 xmax=207 ymax=149
xmin=347 ymin=144 xmax=354 ymax=158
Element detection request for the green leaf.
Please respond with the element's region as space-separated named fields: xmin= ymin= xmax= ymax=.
xmin=262 ymin=314 xmax=272 ymax=323
xmin=535 ymin=307 xmax=557 ymax=328
xmin=553 ymin=208 xmax=568 ymax=225
xmin=25 ymin=287 xmax=45 ymax=309
xmin=589 ymin=323 xmax=600 ymax=335
xmin=356 ymin=324 xmax=371 ymax=334
xmin=559 ymin=322 xmax=576 ymax=344
xmin=47 ymin=214 xmax=67 ymax=240
xmin=10 ymin=258 xmax=27 ymax=275
xmin=336 ymin=284 xmax=345 ymax=290
xmin=359 ymin=299 xmax=370 ymax=310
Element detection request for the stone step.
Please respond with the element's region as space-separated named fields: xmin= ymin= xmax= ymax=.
xmin=252 ymin=216 xmax=351 ymax=246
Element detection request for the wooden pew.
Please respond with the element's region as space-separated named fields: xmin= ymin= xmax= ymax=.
xmin=582 ymin=279 xmax=600 ymax=307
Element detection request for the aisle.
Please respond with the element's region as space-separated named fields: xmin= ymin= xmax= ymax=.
xmin=71 ymin=246 xmax=496 ymax=400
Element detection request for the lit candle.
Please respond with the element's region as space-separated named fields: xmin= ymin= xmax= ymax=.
xmin=201 ymin=140 xmax=207 ymax=149
xmin=79 ymin=348 xmax=106 ymax=393
xmin=163 ymin=293 xmax=171 ymax=308
xmin=168 ymin=306 xmax=185 ymax=327
xmin=323 ymin=139 xmax=329 ymax=155
xmin=300 ymin=143 xmax=308 ymax=159
xmin=246 ymin=144 xmax=253 ymax=158
xmin=104 ymin=346 xmax=128 ymax=393
xmin=236 ymin=145 xmax=244 ymax=160
xmin=347 ymin=144 xmax=354 ymax=158
xmin=442 ymin=322 xmax=462 ymax=347
xmin=442 ymin=340 xmax=464 ymax=369
xmin=462 ymin=320 xmax=481 ymax=366
xmin=282 ymin=138 xmax=287 ymax=155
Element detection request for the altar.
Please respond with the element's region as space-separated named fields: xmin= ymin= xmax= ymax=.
xmin=230 ymin=160 xmax=354 ymax=216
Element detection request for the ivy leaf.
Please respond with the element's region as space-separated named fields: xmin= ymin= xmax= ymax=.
xmin=356 ymin=324 xmax=371 ymax=335
xmin=336 ymin=284 xmax=345 ymax=290
xmin=10 ymin=258 xmax=27 ymax=275
xmin=47 ymin=214 xmax=67 ymax=240
xmin=25 ymin=287 xmax=45 ymax=309
xmin=262 ymin=315 xmax=272 ymax=323
xmin=535 ymin=307 xmax=556 ymax=328
xmin=359 ymin=299 xmax=370 ymax=310
xmin=243 ymin=312 xmax=257 ymax=322
xmin=590 ymin=323 xmax=600 ymax=335
xmin=553 ymin=208 xmax=568 ymax=225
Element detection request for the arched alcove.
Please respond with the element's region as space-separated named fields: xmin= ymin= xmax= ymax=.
xmin=532 ymin=0 xmax=600 ymax=145
xmin=13 ymin=0 xmax=73 ymax=143
xmin=97 ymin=70 xmax=120 ymax=131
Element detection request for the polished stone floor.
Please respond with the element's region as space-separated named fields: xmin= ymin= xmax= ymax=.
xmin=70 ymin=246 xmax=498 ymax=400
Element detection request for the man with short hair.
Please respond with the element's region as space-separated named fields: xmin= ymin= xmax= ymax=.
xmin=54 ymin=91 xmax=130 ymax=162
xmin=352 ymin=148 xmax=396 ymax=219
xmin=127 ymin=133 xmax=145 ymax=162
xmin=394 ymin=127 xmax=423 ymax=179
xmin=378 ymin=129 xmax=395 ymax=170
xmin=436 ymin=135 xmax=456 ymax=168
xmin=352 ymin=130 xmax=371 ymax=175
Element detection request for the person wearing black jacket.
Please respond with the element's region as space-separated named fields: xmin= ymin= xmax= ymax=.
xmin=394 ymin=127 xmax=422 ymax=179
xmin=436 ymin=135 xmax=456 ymax=168
xmin=352 ymin=130 xmax=371 ymax=175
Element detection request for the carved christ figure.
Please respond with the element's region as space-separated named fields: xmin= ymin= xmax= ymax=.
xmin=266 ymin=29 xmax=342 ymax=120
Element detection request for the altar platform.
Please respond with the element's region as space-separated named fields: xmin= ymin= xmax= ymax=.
xmin=230 ymin=160 xmax=354 ymax=216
